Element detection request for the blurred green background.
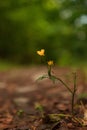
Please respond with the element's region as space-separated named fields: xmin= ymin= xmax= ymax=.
xmin=0 ymin=0 xmax=87 ymax=67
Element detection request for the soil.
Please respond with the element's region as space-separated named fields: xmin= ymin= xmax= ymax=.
xmin=0 ymin=66 xmax=87 ymax=130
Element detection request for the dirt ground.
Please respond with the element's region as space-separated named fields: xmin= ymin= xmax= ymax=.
xmin=0 ymin=66 xmax=87 ymax=130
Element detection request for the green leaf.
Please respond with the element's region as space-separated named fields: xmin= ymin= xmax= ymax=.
xmin=35 ymin=102 xmax=44 ymax=112
xmin=36 ymin=74 xmax=48 ymax=81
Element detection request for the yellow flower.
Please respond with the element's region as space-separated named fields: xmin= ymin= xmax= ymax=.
xmin=47 ymin=60 xmax=54 ymax=66
xmin=37 ymin=49 xmax=45 ymax=56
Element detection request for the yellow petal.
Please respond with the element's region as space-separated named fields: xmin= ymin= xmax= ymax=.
xmin=37 ymin=49 xmax=45 ymax=56
xmin=47 ymin=60 xmax=54 ymax=66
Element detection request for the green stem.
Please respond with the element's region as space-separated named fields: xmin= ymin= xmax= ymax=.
xmin=48 ymin=66 xmax=73 ymax=94
xmin=71 ymin=73 xmax=77 ymax=115
xmin=71 ymin=92 xmax=75 ymax=115
xmin=47 ymin=66 xmax=77 ymax=115
xmin=56 ymin=77 xmax=73 ymax=94
xmin=48 ymin=66 xmax=51 ymax=77
xmin=40 ymin=56 xmax=43 ymax=64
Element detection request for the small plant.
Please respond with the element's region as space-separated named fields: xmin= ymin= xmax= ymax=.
xmin=17 ymin=109 xmax=24 ymax=117
xmin=35 ymin=102 xmax=44 ymax=117
xmin=37 ymin=49 xmax=77 ymax=116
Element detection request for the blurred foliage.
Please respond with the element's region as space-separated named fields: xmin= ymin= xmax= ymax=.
xmin=0 ymin=0 xmax=87 ymax=65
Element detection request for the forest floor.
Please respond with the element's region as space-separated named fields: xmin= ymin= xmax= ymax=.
xmin=0 ymin=66 xmax=87 ymax=130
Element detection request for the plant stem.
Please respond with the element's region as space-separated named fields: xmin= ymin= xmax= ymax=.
xmin=47 ymin=66 xmax=77 ymax=115
xmin=56 ymin=77 xmax=73 ymax=94
xmin=71 ymin=92 xmax=75 ymax=115
xmin=48 ymin=67 xmax=72 ymax=94
xmin=48 ymin=66 xmax=51 ymax=77
xmin=71 ymin=72 xmax=77 ymax=115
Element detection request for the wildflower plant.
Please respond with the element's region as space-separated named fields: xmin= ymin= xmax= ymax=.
xmin=37 ymin=49 xmax=77 ymax=116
